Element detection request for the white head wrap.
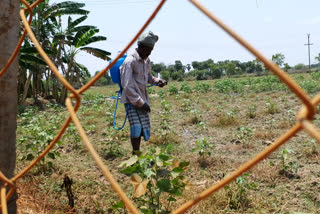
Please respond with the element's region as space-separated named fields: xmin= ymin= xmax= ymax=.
xmin=137 ymin=31 xmax=159 ymax=48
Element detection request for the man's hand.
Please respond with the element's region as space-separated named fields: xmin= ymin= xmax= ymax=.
xmin=158 ymin=79 xmax=167 ymax=87
xmin=140 ymin=103 xmax=151 ymax=113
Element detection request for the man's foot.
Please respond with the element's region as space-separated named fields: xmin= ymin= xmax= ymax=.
xmin=132 ymin=150 xmax=142 ymax=157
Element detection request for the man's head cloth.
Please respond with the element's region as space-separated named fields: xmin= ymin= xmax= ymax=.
xmin=137 ymin=31 xmax=159 ymax=48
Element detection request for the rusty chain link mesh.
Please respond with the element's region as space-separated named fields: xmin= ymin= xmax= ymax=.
xmin=1 ymin=0 xmax=320 ymax=213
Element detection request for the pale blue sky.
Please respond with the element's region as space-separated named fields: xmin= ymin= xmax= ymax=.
xmin=50 ymin=0 xmax=320 ymax=74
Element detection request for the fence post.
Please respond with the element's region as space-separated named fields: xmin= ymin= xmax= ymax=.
xmin=0 ymin=0 xmax=19 ymax=213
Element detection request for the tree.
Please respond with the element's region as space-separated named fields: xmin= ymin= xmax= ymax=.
xmin=315 ymin=53 xmax=320 ymax=64
xmin=174 ymin=60 xmax=184 ymax=72
xmin=18 ymin=1 xmax=92 ymax=104
xmin=283 ymin=63 xmax=291 ymax=72
xmin=18 ymin=1 xmax=111 ymax=105
xmin=294 ymin=63 xmax=306 ymax=70
xmin=209 ymin=64 xmax=222 ymax=79
xmin=272 ymin=53 xmax=285 ymax=67
xmin=225 ymin=61 xmax=236 ymax=76
xmin=0 ymin=0 xmax=19 ymax=213
xmin=151 ymin=62 xmax=166 ymax=77
xmin=186 ymin=64 xmax=191 ymax=72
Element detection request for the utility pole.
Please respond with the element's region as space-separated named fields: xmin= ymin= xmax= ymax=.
xmin=304 ymin=33 xmax=313 ymax=73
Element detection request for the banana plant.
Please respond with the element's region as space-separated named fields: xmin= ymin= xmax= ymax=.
xmin=19 ymin=1 xmax=111 ymax=105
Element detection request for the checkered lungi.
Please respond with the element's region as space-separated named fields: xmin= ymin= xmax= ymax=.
xmin=125 ymin=104 xmax=150 ymax=141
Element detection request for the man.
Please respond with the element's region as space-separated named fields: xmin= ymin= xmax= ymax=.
xmin=120 ymin=31 xmax=167 ymax=155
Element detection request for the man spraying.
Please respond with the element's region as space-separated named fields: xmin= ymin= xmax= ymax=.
xmin=120 ymin=31 xmax=167 ymax=156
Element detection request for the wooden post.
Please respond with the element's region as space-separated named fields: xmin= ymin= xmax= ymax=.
xmin=0 ymin=0 xmax=19 ymax=213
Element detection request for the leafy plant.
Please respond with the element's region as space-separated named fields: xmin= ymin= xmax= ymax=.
xmin=180 ymin=82 xmax=192 ymax=93
xmin=17 ymin=108 xmax=63 ymax=169
xmin=279 ymin=148 xmax=299 ymax=175
xmin=168 ymin=85 xmax=178 ymax=95
xmin=147 ymin=86 xmax=156 ymax=94
xmin=101 ymin=139 xmax=123 ymax=160
xmin=181 ymin=98 xmax=192 ymax=112
xmin=225 ymin=172 xmax=256 ymax=210
xmin=189 ymin=109 xmax=202 ymax=125
xmin=119 ymin=149 xmax=189 ymax=213
xmin=192 ymin=138 xmax=214 ymax=157
xmin=236 ymin=126 xmax=253 ymax=144
xmin=246 ymin=105 xmax=256 ymax=119
xmin=157 ymin=89 xmax=167 ymax=98
xmin=194 ymin=82 xmax=210 ymax=93
xmin=214 ymin=109 xmax=239 ymax=127
xmin=150 ymin=99 xmax=180 ymax=145
xmin=265 ymin=99 xmax=279 ymax=114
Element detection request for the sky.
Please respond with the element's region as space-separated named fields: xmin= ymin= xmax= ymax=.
xmin=50 ymin=0 xmax=320 ymax=75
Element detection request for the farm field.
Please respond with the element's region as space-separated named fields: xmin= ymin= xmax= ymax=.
xmin=15 ymin=73 xmax=320 ymax=214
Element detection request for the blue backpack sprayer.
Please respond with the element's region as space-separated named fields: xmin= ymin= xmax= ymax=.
xmin=109 ymin=54 xmax=157 ymax=130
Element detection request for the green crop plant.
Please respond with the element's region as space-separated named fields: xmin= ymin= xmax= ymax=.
xmin=191 ymin=138 xmax=214 ymax=158
xmin=181 ymin=98 xmax=192 ymax=112
xmin=214 ymin=109 xmax=239 ymax=127
xmin=214 ymin=79 xmax=242 ymax=93
xmin=157 ymin=89 xmax=167 ymax=98
xmin=303 ymin=139 xmax=319 ymax=157
xmin=168 ymin=85 xmax=178 ymax=95
xmin=311 ymin=71 xmax=320 ymax=80
xmin=180 ymin=82 xmax=192 ymax=93
xmin=191 ymin=138 xmax=214 ymax=168
xmin=194 ymin=82 xmax=210 ymax=93
xmin=150 ymin=99 xmax=179 ymax=145
xmin=118 ymin=148 xmax=189 ymax=213
xmin=300 ymin=79 xmax=320 ymax=93
xmin=236 ymin=126 xmax=253 ymax=144
xmin=265 ymin=99 xmax=279 ymax=114
xmin=17 ymin=108 xmax=63 ymax=170
xmin=147 ymin=86 xmax=156 ymax=94
xmin=246 ymin=105 xmax=256 ymax=119
xmin=224 ymin=172 xmax=256 ymax=210
xmin=189 ymin=109 xmax=202 ymax=125
xmin=279 ymin=148 xmax=299 ymax=175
